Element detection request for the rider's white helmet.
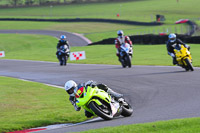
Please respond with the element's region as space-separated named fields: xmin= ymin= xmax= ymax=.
xmin=65 ymin=80 xmax=77 ymax=94
xmin=117 ymin=30 xmax=124 ymax=36
xmin=168 ymin=33 xmax=176 ymax=43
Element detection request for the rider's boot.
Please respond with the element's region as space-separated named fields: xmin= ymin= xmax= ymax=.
xmin=107 ymin=88 xmax=123 ymax=99
xmin=85 ymin=110 xmax=94 ymax=118
xmin=60 ymin=61 xmax=63 ymax=66
xmin=173 ymin=57 xmax=178 ymax=65
xmin=118 ymin=97 xmax=128 ymax=105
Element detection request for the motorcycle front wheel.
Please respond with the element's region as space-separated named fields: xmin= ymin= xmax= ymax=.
xmin=184 ymin=58 xmax=194 ymax=71
xmin=124 ymin=54 xmax=131 ymax=68
xmin=89 ymin=101 xmax=113 ymax=120
xmin=62 ymin=55 xmax=66 ymax=66
xmin=121 ymin=102 xmax=133 ymax=117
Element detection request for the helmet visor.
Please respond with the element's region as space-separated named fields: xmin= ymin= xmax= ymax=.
xmin=169 ymin=37 xmax=176 ymax=42
xmin=67 ymin=86 xmax=75 ymax=94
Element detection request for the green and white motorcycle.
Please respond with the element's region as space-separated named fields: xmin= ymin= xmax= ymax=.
xmin=75 ymin=86 xmax=133 ymax=120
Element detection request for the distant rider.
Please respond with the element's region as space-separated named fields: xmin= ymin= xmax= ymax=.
xmin=64 ymin=80 xmax=123 ymax=118
xmin=56 ymin=35 xmax=70 ymax=65
xmin=166 ymin=33 xmax=190 ymax=65
xmin=115 ymin=30 xmax=133 ymax=62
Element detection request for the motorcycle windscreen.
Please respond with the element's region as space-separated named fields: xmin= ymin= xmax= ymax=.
xmin=174 ymin=44 xmax=181 ymax=50
xmin=75 ymin=87 xmax=84 ymax=98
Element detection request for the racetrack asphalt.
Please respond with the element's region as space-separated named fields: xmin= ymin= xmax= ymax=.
xmin=0 ymin=30 xmax=91 ymax=46
xmin=0 ymin=59 xmax=200 ymax=133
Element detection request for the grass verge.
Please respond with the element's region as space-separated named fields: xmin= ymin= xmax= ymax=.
xmin=0 ymin=0 xmax=200 ymax=22
xmin=0 ymin=76 xmax=86 ymax=133
xmin=78 ymin=117 xmax=200 ymax=133
xmin=1 ymin=75 xmax=200 ymax=133
xmin=0 ymin=21 xmax=188 ymax=42
xmin=0 ymin=34 xmax=199 ymax=67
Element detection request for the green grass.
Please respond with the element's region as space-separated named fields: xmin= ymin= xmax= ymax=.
xmin=0 ymin=21 xmax=189 ymax=42
xmin=0 ymin=76 xmax=87 ymax=133
xmin=0 ymin=0 xmax=199 ymax=42
xmin=78 ymin=117 xmax=200 ymax=133
xmin=0 ymin=0 xmax=200 ymax=22
xmin=0 ymin=34 xmax=199 ymax=67
xmin=1 ymin=76 xmax=200 ymax=133
xmin=1 ymin=0 xmax=199 ymax=42
xmin=0 ymin=1 xmax=200 ymax=132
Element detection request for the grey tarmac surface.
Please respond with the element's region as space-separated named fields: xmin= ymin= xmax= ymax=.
xmin=0 ymin=30 xmax=91 ymax=46
xmin=0 ymin=59 xmax=200 ymax=133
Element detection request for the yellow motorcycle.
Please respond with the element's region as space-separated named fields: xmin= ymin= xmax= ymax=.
xmin=174 ymin=44 xmax=194 ymax=71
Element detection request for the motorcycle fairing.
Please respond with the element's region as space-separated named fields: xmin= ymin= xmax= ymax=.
xmin=76 ymin=86 xmax=112 ymax=114
xmin=174 ymin=45 xmax=192 ymax=66
xmin=75 ymin=87 xmax=84 ymax=98
xmin=120 ymin=43 xmax=132 ymax=57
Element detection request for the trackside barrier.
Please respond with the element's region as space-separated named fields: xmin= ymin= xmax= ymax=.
xmin=89 ymin=34 xmax=200 ymax=45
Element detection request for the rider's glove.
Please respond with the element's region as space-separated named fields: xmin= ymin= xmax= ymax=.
xmin=184 ymin=44 xmax=190 ymax=50
xmin=85 ymin=80 xmax=96 ymax=88
xmin=170 ymin=53 xmax=175 ymax=57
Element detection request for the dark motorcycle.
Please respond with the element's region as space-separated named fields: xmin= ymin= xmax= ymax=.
xmin=119 ymin=43 xmax=133 ymax=68
xmin=57 ymin=45 xmax=70 ymax=66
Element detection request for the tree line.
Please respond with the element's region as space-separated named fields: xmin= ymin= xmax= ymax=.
xmin=0 ymin=0 xmax=132 ymax=7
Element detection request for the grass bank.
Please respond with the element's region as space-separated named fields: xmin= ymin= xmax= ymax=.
xmin=79 ymin=117 xmax=200 ymax=133
xmin=0 ymin=76 xmax=86 ymax=133
xmin=0 ymin=0 xmax=199 ymax=42
xmin=0 ymin=34 xmax=199 ymax=67
xmin=0 ymin=21 xmax=187 ymax=42
xmin=1 ymin=76 xmax=200 ymax=133
xmin=0 ymin=0 xmax=200 ymax=22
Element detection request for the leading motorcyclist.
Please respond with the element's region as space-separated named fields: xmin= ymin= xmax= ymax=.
xmin=64 ymin=80 xmax=123 ymax=118
xmin=56 ymin=35 xmax=70 ymax=65
xmin=115 ymin=30 xmax=133 ymax=63
xmin=166 ymin=33 xmax=190 ymax=65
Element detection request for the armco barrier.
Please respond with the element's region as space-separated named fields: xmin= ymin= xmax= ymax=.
xmin=89 ymin=34 xmax=200 ymax=45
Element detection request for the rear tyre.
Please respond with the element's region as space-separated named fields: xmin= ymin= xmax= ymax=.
xmin=89 ymin=101 xmax=113 ymax=120
xmin=121 ymin=103 xmax=133 ymax=117
xmin=184 ymin=58 xmax=194 ymax=71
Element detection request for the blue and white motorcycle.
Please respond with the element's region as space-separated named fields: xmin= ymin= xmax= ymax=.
xmin=119 ymin=43 xmax=133 ymax=68
xmin=57 ymin=45 xmax=70 ymax=66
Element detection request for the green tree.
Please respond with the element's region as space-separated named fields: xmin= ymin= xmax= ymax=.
xmin=25 ymin=0 xmax=34 ymax=5
xmin=8 ymin=0 xmax=22 ymax=6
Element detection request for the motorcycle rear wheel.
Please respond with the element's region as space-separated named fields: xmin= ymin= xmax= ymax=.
xmin=184 ymin=58 xmax=194 ymax=71
xmin=89 ymin=101 xmax=113 ymax=120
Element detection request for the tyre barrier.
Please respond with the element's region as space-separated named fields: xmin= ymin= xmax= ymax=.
xmin=0 ymin=18 xmax=163 ymax=26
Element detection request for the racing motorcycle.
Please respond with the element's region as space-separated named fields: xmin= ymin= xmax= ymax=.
xmin=75 ymin=86 xmax=133 ymax=120
xmin=174 ymin=44 xmax=194 ymax=71
xmin=57 ymin=45 xmax=70 ymax=66
xmin=119 ymin=43 xmax=133 ymax=68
